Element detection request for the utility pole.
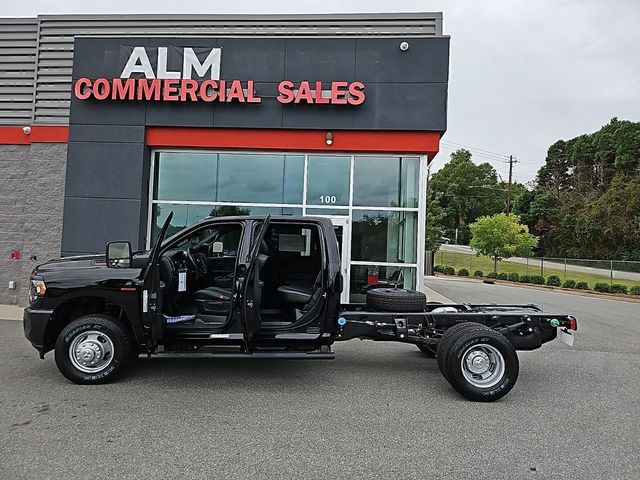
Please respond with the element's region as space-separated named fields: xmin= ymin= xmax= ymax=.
xmin=506 ymin=154 xmax=515 ymax=215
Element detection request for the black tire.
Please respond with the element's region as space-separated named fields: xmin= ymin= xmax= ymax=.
xmin=54 ymin=314 xmax=131 ymax=385
xmin=366 ymin=288 xmax=427 ymax=312
xmin=416 ymin=343 xmax=437 ymax=358
xmin=436 ymin=322 xmax=476 ymax=377
xmin=440 ymin=327 xmax=519 ymax=402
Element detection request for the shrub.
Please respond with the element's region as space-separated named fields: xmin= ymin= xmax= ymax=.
xmin=457 ymin=268 xmax=470 ymax=276
xmin=486 ymin=272 xmax=498 ymax=279
xmin=531 ymin=275 xmax=545 ymax=285
xmin=473 ymin=270 xmax=484 ymax=277
xmin=563 ymin=279 xmax=576 ymax=289
xmin=507 ymin=272 xmax=519 ymax=282
xmin=630 ymin=285 xmax=640 ymax=295
xmin=593 ymin=282 xmax=610 ymax=293
xmin=519 ymin=275 xmax=531 ymax=283
xmin=576 ymin=281 xmax=589 ymax=290
xmin=497 ymin=272 xmax=508 ymax=280
xmin=434 ymin=265 xmax=444 ymax=273
xmin=546 ymin=275 xmax=561 ymax=287
xmin=610 ymin=284 xmax=628 ymax=294
xmin=443 ymin=266 xmax=455 ymax=276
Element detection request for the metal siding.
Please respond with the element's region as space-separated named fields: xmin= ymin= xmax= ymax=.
xmin=0 ymin=19 xmax=38 ymax=125
xmin=26 ymin=13 xmax=443 ymax=125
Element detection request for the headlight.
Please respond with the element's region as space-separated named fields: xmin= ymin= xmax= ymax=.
xmin=29 ymin=277 xmax=46 ymax=303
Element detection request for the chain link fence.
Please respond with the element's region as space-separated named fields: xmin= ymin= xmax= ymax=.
xmin=434 ymin=249 xmax=640 ymax=286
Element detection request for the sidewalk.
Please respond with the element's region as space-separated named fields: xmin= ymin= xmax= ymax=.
xmin=0 ymin=304 xmax=23 ymax=321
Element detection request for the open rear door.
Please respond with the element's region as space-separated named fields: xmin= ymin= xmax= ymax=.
xmin=239 ymin=215 xmax=271 ymax=348
xmin=141 ymin=212 xmax=173 ymax=351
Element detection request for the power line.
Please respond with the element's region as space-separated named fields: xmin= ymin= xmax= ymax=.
xmin=438 ymin=145 xmax=513 ymax=163
xmin=440 ymin=140 xmax=511 ymax=160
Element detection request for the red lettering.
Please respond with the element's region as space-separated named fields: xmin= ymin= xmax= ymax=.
xmin=330 ymin=81 xmax=348 ymax=105
xmin=93 ymin=78 xmax=111 ymax=100
xmin=199 ymin=80 xmax=218 ymax=102
xmin=347 ymin=82 xmax=365 ymax=106
xmin=295 ymin=81 xmax=313 ymax=104
xmin=314 ymin=81 xmax=329 ymax=104
xmin=111 ymin=78 xmax=135 ymax=100
xmin=180 ymin=79 xmax=199 ymax=101
xmin=163 ymin=79 xmax=179 ymax=101
xmin=137 ymin=79 xmax=161 ymax=101
xmin=74 ymin=78 xmax=92 ymax=100
xmin=218 ymin=80 xmax=226 ymax=102
xmin=226 ymin=80 xmax=245 ymax=102
xmin=276 ymin=81 xmax=295 ymax=104
xmin=246 ymin=80 xmax=262 ymax=103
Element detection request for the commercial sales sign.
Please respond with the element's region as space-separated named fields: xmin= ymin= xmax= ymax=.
xmin=73 ymin=46 xmax=366 ymax=105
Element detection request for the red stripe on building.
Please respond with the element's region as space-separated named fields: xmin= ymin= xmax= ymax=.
xmin=0 ymin=126 xmax=69 ymax=144
xmin=146 ymin=128 xmax=441 ymax=158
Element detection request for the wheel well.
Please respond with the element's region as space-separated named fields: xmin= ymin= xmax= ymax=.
xmin=45 ymin=297 xmax=135 ymax=352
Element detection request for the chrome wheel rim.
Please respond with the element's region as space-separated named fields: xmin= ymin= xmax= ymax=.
xmin=69 ymin=330 xmax=115 ymax=374
xmin=461 ymin=343 xmax=505 ymax=388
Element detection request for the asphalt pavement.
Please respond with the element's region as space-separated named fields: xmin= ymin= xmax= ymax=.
xmin=1 ymin=280 xmax=639 ymax=479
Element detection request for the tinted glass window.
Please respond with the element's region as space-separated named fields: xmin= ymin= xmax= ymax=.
xmin=306 ymin=155 xmax=350 ymax=206
xmin=351 ymin=210 xmax=418 ymax=263
xmin=151 ymin=203 xmax=214 ymax=244
xmin=283 ymin=155 xmax=304 ymax=204
xmin=353 ymin=156 xmax=419 ymax=207
xmin=154 ymin=153 xmax=216 ymax=201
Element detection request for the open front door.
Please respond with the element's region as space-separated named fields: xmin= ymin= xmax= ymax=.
xmin=141 ymin=212 xmax=173 ymax=351
xmin=239 ymin=215 xmax=271 ymax=348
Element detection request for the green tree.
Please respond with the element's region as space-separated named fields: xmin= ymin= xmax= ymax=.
xmin=469 ymin=213 xmax=538 ymax=272
xmin=428 ymin=149 xmax=507 ymax=244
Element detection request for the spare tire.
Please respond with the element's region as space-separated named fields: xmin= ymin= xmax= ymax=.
xmin=366 ymin=288 xmax=427 ymax=312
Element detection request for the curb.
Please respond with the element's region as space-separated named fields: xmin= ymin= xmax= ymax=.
xmin=429 ymin=274 xmax=640 ymax=304
xmin=0 ymin=304 xmax=23 ymax=321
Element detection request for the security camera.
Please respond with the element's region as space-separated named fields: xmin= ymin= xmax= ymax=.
xmin=399 ymin=41 xmax=410 ymax=52
xmin=23 ymin=126 xmax=31 ymax=135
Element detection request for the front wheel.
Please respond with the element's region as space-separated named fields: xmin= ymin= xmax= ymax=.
xmin=55 ymin=314 xmax=131 ymax=385
xmin=440 ymin=326 xmax=519 ymax=402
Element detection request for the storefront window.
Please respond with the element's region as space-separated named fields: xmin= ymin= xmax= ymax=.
xmin=218 ymin=153 xmax=304 ymax=204
xmin=305 ymin=207 xmax=349 ymax=216
xmin=151 ymin=203 xmax=215 ymax=244
xmin=154 ymin=153 xmax=216 ymax=201
xmin=351 ymin=210 xmax=418 ymax=263
xmin=349 ymin=265 xmax=417 ymax=303
xmin=353 ymin=156 xmax=419 ymax=208
xmin=306 ymin=155 xmax=351 ymax=206
xmin=283 ymin=155 xmax=304 ymax=204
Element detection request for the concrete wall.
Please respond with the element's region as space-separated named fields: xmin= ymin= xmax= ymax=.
xmin=0 ymin=143 xmax=67 ymax=306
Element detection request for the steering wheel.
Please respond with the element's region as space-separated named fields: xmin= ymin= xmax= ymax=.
xmin=186 ymin=248 xmax=208 ymax=277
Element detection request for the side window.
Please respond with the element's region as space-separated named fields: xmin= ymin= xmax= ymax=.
xmin=214 ymin=227 xmax=242 ymax=257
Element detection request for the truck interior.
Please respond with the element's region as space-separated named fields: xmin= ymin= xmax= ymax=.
xmin=158 ymin=221 xmax=324 ymax=330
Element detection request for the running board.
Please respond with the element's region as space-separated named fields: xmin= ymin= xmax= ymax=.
xmin=143 ymin=350 xmax=335 ymax=360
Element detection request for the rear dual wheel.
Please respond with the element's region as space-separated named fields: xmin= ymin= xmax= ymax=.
xmin=436 ymin=322 xmax=519 ymax=402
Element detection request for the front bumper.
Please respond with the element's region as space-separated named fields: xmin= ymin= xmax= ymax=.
xmin=23 ymin=307 xmax=54 ymax=358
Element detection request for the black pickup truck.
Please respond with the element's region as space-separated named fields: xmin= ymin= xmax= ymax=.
xmin=24 ymin=214 xmax=577 ymax=402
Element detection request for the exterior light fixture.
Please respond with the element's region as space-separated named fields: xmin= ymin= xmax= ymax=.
xmin=23 ymin=126 xmax=31 ymax=135
xmin=325 ymin=131 xmax=333 ymax=145
xmin=400 ymin=41 xmax=409 ymax=52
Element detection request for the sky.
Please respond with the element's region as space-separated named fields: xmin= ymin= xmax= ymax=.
xmin=5 ymin=0 xmax=640 ymax=183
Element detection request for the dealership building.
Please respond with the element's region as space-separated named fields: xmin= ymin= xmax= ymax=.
xmin=0 ymin=13 xmax=449 ymax=305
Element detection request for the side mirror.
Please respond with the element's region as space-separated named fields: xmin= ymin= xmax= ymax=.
xmin=211 ymin=241 xmax=224 ymax=255
xmin=106 ymin=241 xmax=132 ymax=268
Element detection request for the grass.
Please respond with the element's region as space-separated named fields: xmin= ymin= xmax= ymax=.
xmin=436 ymin=251 xmax=640 ymax=290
